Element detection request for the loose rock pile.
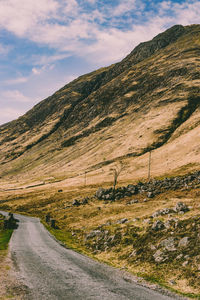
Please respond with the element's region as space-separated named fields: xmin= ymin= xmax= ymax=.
xmin=152 ymin=202 xmax=189 ymax=218
xmin=84 ymin=200 xmax=195 ymax=263
xmin=95 ymin=171 xmax=200 ymax=201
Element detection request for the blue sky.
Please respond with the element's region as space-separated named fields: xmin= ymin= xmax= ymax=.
xmin=0 ymin=0 xmax=200 ymax=125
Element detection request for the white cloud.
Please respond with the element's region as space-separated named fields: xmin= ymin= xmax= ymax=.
xmin=62 ymin=0 xmax=78 ymax=15
xmin=1 ymin=90 xmax=32 ymax=103
xmin=0 ymin=0 xmax=58 ymax=36
xmin=1 ymin=0 xmax=200 ymax=125
xmin=172 ymin=1 xmax=200 ymax=25
xmin=0 ymin=0 xmax=200 ymax=65
xmin=32 ymin=67 xmax=41 ymax=75
xmin=111 ymin=0 xmax=137 ymax=17
xmin=31 ymin=53 xmax=70 ymax=65
xmin=32 ymin=64 xmax=55 ymax=75
xmin=0 ymin=90 xmax=34 ymax=124
xmin=4 ymin=77 xmax=28 ymax=85
xmin=0 ymin=107 xmax=25 ymax=124
xmin=85 ymin=0 xmax=96 ymax=4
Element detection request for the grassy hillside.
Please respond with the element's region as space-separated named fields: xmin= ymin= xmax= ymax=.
xmin=0 ymin=25 xmax=200 ymax=187
xmin=0 ymin=24 xmax=200 ymax=298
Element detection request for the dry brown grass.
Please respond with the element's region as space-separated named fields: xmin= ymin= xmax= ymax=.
xmin=1 ymin=25 xmax=200 ymax=298
xmin=0 ymin=180 xmax=200 ymax=297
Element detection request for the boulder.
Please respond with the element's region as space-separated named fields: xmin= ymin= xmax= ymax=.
xmin=127 ymin=185 xmax=138 ymax=194
xmin=178 ymin=237 xmax=189 ymax=247
xmin=160 ymin=237 xmax=176 ymax=251
xmin=117 ymin=218 xmax=128 ymax=224
xmin=72 ymin=199 xmax=81 ymax=206
xmin=147 ymin=192 xmax=154 ymax=198
xmin=129 ymin=199 xmax=138 ymax=204
xmin=96 ymin=188 xmax=106 ymax=199
xmin=164 ymin=218 xmax=179 ymax=229
xmin=82 ymin=197 xmax=89 ymax=205
xmin=176 ymin=254 xmax=183 ymax=260
xmin=153 ymin=250 xmax=168 ymax=263
xmin=86 ymin=230 xmax=102 ymax=239
xmin=182 ymin=261 xmax=189 ymax=267
xmin=152 ymin=220 xmax=165 ymax=231
xmin=152 ymin=208 xmax=173 ymax=218
xmin=173 ymin=202 xmax=189 ymax=213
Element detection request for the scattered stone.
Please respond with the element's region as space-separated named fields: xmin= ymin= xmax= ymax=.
xmin=72 ymin=199 xmax=81 ymax=206
xmin=178 ymin=237 xmax=189 ymax=247
xmin=105 ymin=221 xmax=111 ymax=226
xmin=182 ymin=261 xmax=189 ymax=267
xmin=152 ymin=220 xmax=165 ymax=231
xmin=164 ymin=220 xmax=171 ymax=229
xmin=147 ymin=192 xmax=154 ymax=198
xmin=169 ymin=280 xmax=177 ymax=285
xmin=160 ymin=237 xmax=176 ymax=251
xmin=152 ymin=208 xmax=173 ymax=218
xmin=127 ymin=185 xmax=138 ymax=194
xmin=117 ymin=218 xmax=128 ymax=224
xmin=82 ymin=197 xmax=89 ymax=205
xmin=153 ymin=250 xmax=168 ymax=263
xmin=173 ymin=202 xmax=189 ymax=213
xmin=96 ymin=188 xmax=106 ymax=199
xmin=129 ymin=250 xmax=137 ymax=257
xmin=149 ymin=244 xmax=156 ymax=250
xmin=143 ymin=218 xmax=152 ymax=224
xmin=164 ymin=218 xmax=179 ymax=229
xmin=86 ymin=230 xmax=102 ymax=239
xmin=129 ymin=199 xmax=138 ymax=204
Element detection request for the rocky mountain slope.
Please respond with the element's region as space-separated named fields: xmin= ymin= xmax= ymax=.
xmin=0 ymin=24 xmax=200 ymax=185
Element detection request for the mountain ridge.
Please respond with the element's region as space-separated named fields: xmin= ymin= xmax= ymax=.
xmin=0 ymin=24 xmax=200 ymax=183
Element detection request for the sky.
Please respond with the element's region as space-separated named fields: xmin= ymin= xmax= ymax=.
xmin=0 ymin=0 xmax=200 ymax=125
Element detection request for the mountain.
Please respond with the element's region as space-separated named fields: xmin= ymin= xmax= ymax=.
xmin=0 ymin=24 xmax=200 ymax=185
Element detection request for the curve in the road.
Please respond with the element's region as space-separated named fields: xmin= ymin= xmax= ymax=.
xmin=0 ymin=211 xmax=186 ymax=300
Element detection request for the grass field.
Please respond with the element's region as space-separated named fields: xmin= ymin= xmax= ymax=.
xmin=0 ymin=215 xmax=13 ymax=251
xmin=0 ymin=229 xmax=13 ymax=251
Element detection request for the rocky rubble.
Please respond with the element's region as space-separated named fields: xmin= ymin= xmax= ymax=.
xmin=72 ymin=197 xmax=89 ymax=206
xmin=84 ymin=202 xmax=198 ymax=266
xmin=152 ymin=202 xmax=189 ymax=218
xmin=95 ymin=171 xmax=200 ymax=201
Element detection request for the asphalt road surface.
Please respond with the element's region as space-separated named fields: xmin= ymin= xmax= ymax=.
xmin=1 ymin=212 xmax=185 ymax=300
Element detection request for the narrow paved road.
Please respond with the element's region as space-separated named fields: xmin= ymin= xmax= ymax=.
xmin=1 ymin=212 xmax=184 ymax=300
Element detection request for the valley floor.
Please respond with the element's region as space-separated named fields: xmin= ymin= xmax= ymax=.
xmin=0 ymin=174 xmax=199 ymax=299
